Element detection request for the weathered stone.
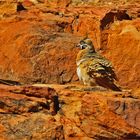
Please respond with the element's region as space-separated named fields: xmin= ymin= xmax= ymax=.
xmin=0 ymin=1 xmax=140 ymax=139
xmin=0 ymin=84 xmax=140 ymax=139
xmin=0 ymin=84 xmax=58 ymax=114
xmin=0 ymin=13 xmax=80 ymax=84
xmin=0 ymin=0 xmax=17 ymax=17
xmin=0 ymin=5 xmax=140 ymax=89
xmin=101 ymin=19 xmax=140 ymax=89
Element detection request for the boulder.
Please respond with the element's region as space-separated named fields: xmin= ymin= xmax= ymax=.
xmin=101 ymin=19 xmax=140 ymax=89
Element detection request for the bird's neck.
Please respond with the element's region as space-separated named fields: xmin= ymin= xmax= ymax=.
xmin=76 ymin=48 xmax=96 ymax=64
xmin=88 ymin=48 xmax=95 ymax=53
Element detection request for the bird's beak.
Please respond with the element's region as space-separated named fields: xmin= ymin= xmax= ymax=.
xmin=76 ymin=44 xmax=85 ymax=49
xmin=76 ymin=43 xmax=81 ymax=48
xmin=76 ymin=43 xmax=87 ymax=49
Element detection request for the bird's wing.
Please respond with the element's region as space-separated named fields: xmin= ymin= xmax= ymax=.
xmin=87 ymin=56 xmax=120 ymax=89
xmin=90 ymin=54 xmax=118 ymax=80
xmin=87 ymin=58 xmax=112 ymax=79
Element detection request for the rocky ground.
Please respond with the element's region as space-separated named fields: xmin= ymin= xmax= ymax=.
xmin=0 ymin=0 xmax=140 ymax=139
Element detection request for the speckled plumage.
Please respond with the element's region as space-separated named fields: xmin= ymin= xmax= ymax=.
xmin=76 ymin=38 xmax=121 ymax=91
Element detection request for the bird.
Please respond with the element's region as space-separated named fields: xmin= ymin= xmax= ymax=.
xmin=76 ymin=38 xmax=121 ymax=91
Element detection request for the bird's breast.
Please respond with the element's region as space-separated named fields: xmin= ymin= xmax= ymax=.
xmin=77 ymin=66 xmax=82 ymax=81
xmin=76 ymin=58 xmax=87 ymax=66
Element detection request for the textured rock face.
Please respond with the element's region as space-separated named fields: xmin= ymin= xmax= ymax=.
xmin=0 ymin=13 xmax=80 ymax=84
xmin=44 ymin=0 xmax=140 ymax=7
xmin=0 ymin=84 xmax=140 ymax=139
xmin=0 ymin=1 xmax=140 ymax=139
xmin=0 ymin=4 xmax=140 ymax=89
xmin=0 ymin=0 xmax=17 ymax=17
xmin=101 ymin=20 xmax=140 ymax=89
xmin=81 ymin=92 xmax=140 ymax=133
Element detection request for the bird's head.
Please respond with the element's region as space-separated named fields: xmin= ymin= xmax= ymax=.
xmin=76 ymin=38 xmax=95 ymax=52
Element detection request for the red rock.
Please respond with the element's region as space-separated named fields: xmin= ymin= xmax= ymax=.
xmin=0 ymin=2 xmax=140 ymax=139
xmin=0 ymin=84 xmax=139 ymax=139
xmin=0 ymin=84 xmax=58 ymax=114
xmin=21 ymin=0 xmax=39 ymax=8
xmin=0 ymin=0 xmax=17 ymax=17
xmin=1 ymin=5 xmax=140 ymax=89
xmin=0 ymin=12 xmax=80 ymax=84
xmin=45 ymin=0 xmax=71 ymax=8
xmin=81 ymin=92 xmax=140 ymax=138
xmin=101 ymin=19 xmax=140 ymax=89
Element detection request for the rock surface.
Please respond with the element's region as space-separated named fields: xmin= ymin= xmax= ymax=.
xmin=0 ymin=84 xmax=140 ymax=139
xmin=101 ymin=19 xmax=140 ymax=89
xmin=0 ymin=1 xmax=140 ymax=139
xmin=0 ymin=2 xmax=140 ymax=89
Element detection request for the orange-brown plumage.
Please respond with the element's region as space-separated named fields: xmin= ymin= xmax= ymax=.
xmin=76 ymin=38 xmax=121 ymax=91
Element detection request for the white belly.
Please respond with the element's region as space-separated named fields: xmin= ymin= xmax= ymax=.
xmin=77 ymin=66 xmax=96 ymax=86
xmin=77 ymin=67 xmax=82 ymax=81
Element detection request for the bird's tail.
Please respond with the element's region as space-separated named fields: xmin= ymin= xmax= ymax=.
xmin=108 ymin=83 xmax=122 ymax=91
xmin=95 ymin=78 xmax=122 ymax=92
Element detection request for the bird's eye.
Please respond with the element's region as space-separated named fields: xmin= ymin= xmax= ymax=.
xmin=80 ymin=40 xmax=85 ymax=44
xmin=80 ymin=44 xmax=87 ymax=49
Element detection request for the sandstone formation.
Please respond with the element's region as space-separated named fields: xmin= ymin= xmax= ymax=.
xmin=0 ymin=0 xmax=140 ymax=139
xmin=101 ymin=19 xmax=140 ymax=89
xmin=0 ymin=2 xmax=140 ymax=89
xmin=0 ymin=84 xmax=140 ymax=139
